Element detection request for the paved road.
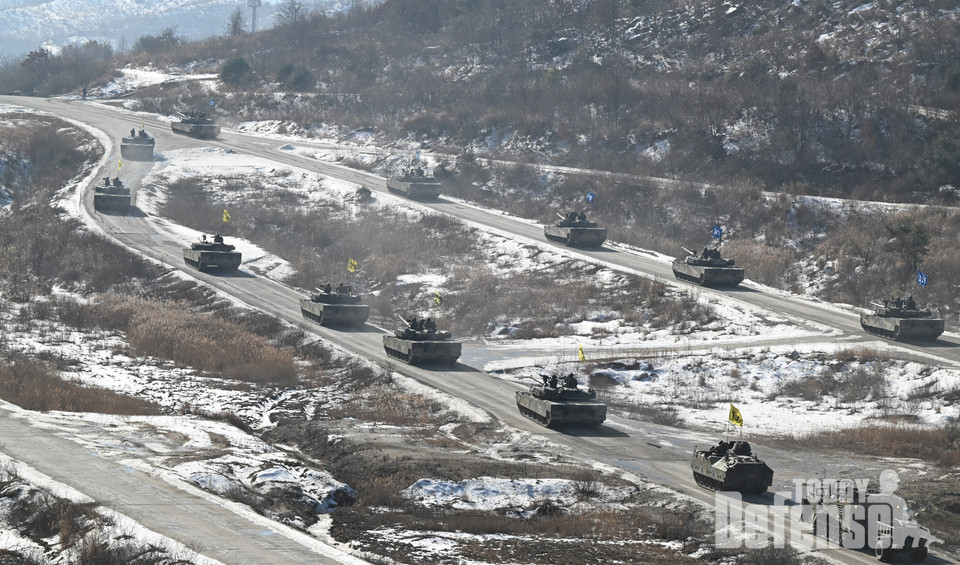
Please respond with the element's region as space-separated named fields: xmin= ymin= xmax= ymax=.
xmin=2 ymin=96 xmax=957 ymax=565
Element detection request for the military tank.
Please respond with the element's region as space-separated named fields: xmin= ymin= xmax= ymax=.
xmin=300 ymin=284 xmax=369 ymax=329
xmin=691 ymin=440 xmax=773 ymax=494
xmin=382 ymin=316 xmax=461 ymax=366
xmin=515 ymin=374 xmax=607 ymax=428
xmin=92 ymin=176 xmax=131 ymax=213
xmin=386 ymin=166 xmax=442 ymax=200
xmin=182 ymin=234 xmax=241 ymax=272
xmin=120 ymin=127 xmax=155 ymax=160
xmin=171 ymin=110 xmax=220 ymax=139
xmin=543 ymin=211 xmax=607 ymax=247
xmin=672 ymin=243 xmax=744 ymax=286
xmin=860 ymin=296 xmax=943 ymax=341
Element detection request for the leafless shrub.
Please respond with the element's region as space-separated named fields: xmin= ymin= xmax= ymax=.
xmin=834 ymin=347 xmax=891 ymax=363
xmin=75 ymin=531 xmax=191 ymax=565
xmin=328 ymin=383 xmax=445 ymax=426
xmin=8 ymin=490 xmax=99 ymax=545
xmin=572 ymin=469 xmax=604 ymax=499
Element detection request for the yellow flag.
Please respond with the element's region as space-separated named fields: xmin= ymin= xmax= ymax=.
xmin=728 ymin=403 xmax=743 ymax=426
xmin=433 ymin=291 xmax=442 ymax=306
xmin=118 ymin=159 xmax=122 ymax=170
xmin=222 ymin=209 xmax=231 ymax=223
xmin=578 ymin=343 xmax=586 ymax=362
xmin=347 ymin=258 xmax=358 ymax=272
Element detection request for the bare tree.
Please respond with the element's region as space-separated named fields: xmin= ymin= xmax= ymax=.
xmin=274 ymin=0 xmax=306 ymax=27
xmin=226 ymin=8 xmax=246 ymax=37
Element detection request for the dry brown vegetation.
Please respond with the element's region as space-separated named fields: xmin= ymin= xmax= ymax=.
xmin=0 ymin=351 xmax=160 ymax=415
xmin=791 ymin=424 xmax=960 ymax=469
xmin=82 ymin=295 xmax=297 ymax=385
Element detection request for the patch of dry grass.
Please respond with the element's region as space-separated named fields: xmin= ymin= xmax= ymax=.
xmin=788 ymin=423 xmax=960 ymax=468
xmin=0 ymin=352 xmax=161 ymax=415
xmin=86 ymin=295 xmax=297 ymax=385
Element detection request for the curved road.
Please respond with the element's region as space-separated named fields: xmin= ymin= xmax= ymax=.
xmin=2 ymin=96 xmax=957 ymax=565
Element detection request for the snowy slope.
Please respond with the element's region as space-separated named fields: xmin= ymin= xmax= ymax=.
xmin=0 ymin=0 xmax=368 ymax=57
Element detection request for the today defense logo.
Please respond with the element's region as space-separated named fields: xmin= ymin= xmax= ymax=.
xmin=714 ymin=470 xmax=940 ymax=557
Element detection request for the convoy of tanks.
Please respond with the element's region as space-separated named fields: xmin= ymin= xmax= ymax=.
xmin=96 ymin=125 xmax=945 ymax=562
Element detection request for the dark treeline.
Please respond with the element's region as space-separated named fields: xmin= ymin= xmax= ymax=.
xmin=99 ymin=0 xmax=960 ymax=202
xmin=4 ymin=1 xmax=960 ymax=199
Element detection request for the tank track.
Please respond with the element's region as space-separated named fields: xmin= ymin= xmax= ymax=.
xmin=383 ymin=344 xmax=415 ymax=363
xmin=183 ymin=257 xmax=204 ymax=272
xmin=672 ymin=267 xmax=706 ymax=285
xmin=301 ymin=307 xmax=324 ymax=325
xmin=543 ymin=232 xmax=570 ymax=245
xmin=693 ymin=471 xmax=724 ymax=491
xmin=516 ymin=402 xmax=552 ymax=426
xmin=860 ymin=321 xmax=901 ymax=340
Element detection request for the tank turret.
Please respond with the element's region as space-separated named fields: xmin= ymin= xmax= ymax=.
xmin=860 ymin=295 xmax=943 ymax=341
xmin=691 ymin=440 xmax=773 ymax=494
xmin=382 ymin=315 xmax=461 ymax=366
xmin=672 ymin=241 xmax=744 ymax=286
xmin=515 ymin=373 xmax=607 ymax=428
xmin=543 ymin=210 xmax=607 ymax=247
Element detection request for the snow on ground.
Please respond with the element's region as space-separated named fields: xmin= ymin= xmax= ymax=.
xmin=0 ymin=447 xmax=225 ymax=564
xmin=97 ymin=67 xmax=219 ymax=100
xmin=403 ymin=477 xmax=633 ymax=513
xmin=488 ymin=342 xmax=960 ymax=436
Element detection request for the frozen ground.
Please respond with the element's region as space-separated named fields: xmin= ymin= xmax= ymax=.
xmin=488 ymin=344 xmax=960 ymax=435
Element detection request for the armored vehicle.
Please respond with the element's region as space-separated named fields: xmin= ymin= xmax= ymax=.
xmin=543 ymin=211 xmax=607 ymax=247
xmin=171 ymin=111 xmax=220 ymax=139
xmin=120 ymin=127 xmax=155 ymax=160
xmin=860 ymin=296 xmax=943 ymax=341
xmin=92 ymin=176 xmax=130 ymax=213
xmin=300 ymin=283 xmax=369 ymax=329
xmin=515 ymin=374 xmax=607 ymax=428
xmin=182 ymin=234 xmax=241 ymax=272
xmin=386 ymin=166 xmax=442 ymax=200
xmin=672 ymin=244 xmax=744 ymax=286
xmin=805 ymin=479 xmax=934 ymax=562
xmin=691 ymin=440 xmax=773 ymax=494
xmin=382 ymin=316 xmax=461 ymax=366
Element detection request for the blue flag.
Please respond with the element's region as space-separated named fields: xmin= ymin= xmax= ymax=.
xmin=917 ymin=270 xmax=928 ymax=287
xmin=416 ymin=149 xmax=420 ymax=160
xmin=586 ymin=191 xmax=595 ymax=203
xmin=209 ymin=98 xmax=216 ymax=107
xmin=712 ymin=225 xmax=723 ymax=240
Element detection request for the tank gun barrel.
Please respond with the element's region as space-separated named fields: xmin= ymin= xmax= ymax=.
xmin=556 ymin=212 xmax=566 ymax=219
xmin=397 ymin=314 xmax=411 ymax=326
xmin=682 ymin=246 xmax=696 ymax=256
xmin=870 ymin=301 xmax=885 ymax=309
